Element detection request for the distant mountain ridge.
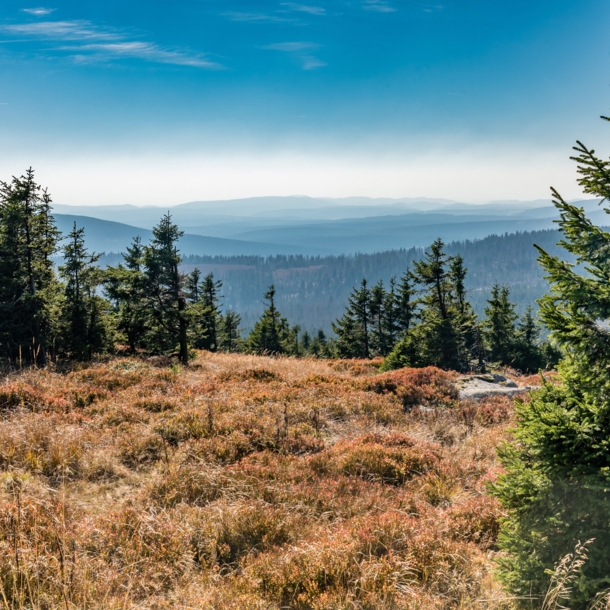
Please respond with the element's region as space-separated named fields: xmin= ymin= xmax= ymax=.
xmin=52 ymin=196 xmax=603 ymax=256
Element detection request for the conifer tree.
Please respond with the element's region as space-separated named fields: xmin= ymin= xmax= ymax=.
xmin=142 ymin=214 xmax=189 ymax=364
xmin=59 ymin=223 xmax=109 ymax=360
xmin=395 ymin=271 xmax=416 ymax=336
xmin=218 ymin=310 xmax=242 ymax=352
xmin=483 ymin=284 xmax=517 ymax=364
xmin=493 ymin=116 xmax=610 ymax=607
xmin=198 ymin=272 xmax=223 ymax=351
xmin=0 ymin=169 xmax=60 ymax=365
xmin=370 ymin=279 xmax=392 ymax=356
xmin=105 ymin=236 xmax=148 ymax=354
xmin=309 ymin=329 xmax=330 ymax=357
xmin=248 ymin=285 xmax=287 ymax=354
xmin=332 ymin=279 xmax=372 ymax=358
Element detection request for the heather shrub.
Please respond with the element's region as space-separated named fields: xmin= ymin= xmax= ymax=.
xmin=194 ymin=501 xmax=300 ymax=568
xmin=0 ymin=415 xmax=88 ymax=479
xmin=118 ymin=426 xmax=165 ymax=468
xmin=312 ymin=433 xmax=440 ymax=484
xmin=366 ymin=366 xmax=458 ymax=410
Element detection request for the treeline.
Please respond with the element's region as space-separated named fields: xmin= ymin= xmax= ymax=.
xmin=99 ymin=229 xmax=566 ymax=333
xmin=1 ymin=168 xmax=556 ymax=371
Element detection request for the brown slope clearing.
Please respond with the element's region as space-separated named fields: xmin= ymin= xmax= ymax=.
xmin=0 ymin=353 xmax=520 ymax=609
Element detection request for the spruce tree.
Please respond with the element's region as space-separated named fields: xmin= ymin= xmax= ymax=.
xmin=395 ymin=271 xmax=415 ymax=336
xmin=59 ymin=223 xmax=109 ymax=360
xmin=492 ymin=117 xmax=610 ymax=607
xmin=247 ymin=285 xmax=287 ymax=355
xmin=332 ymin=279 xmax=372 ymax=358
xmin=0 ymin=169 xmax=60 ymax=366
xmin=218 ymin=310 xmax=242 ymax=352
xmin=142 ymin=214 xmax=189 ymax=364
xmin=198 ymin=272 xmax=223 ymax=351
xmin=370 ymin=279 xmax=392 ymax=356
xmin=105 ymin=236 xmax=148 ymax=354
xmin=483 ymin=284 xmax=517 ymax=364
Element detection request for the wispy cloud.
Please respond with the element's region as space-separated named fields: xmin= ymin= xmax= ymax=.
xmin=265 ymin=41 xmax=326 ymax=70
xmin=63 ymin=42 xmax=220 ymax=68
xmin=1 ymin=20 xmax=118 ymax=40
xmin=281 ymin=3 xmax=326 ymax=16
xmin=22 ymin=7 xmax=55 ymax=16
xmin=224 ymin=12 xmax=291 ymax=23
xmin=363 ymin=0 xmax=396 ymax=12
xmin=0 ymin=20 xmax=220 ymax=68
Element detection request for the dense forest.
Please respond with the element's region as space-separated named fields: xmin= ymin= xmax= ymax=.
xmin=97 ymin=228 xmax=568 ymax=333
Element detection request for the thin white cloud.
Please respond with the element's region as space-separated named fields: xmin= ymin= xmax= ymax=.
xmin=22 ymin=7 xmax=55 ymax=16
xmin=224 ymin=12 xmax=291 ymax=23
xmin=64 ymin=42 xmax=221 ymax=68
xmin=0 ymin=20 xmax=220 ymax=68
xmin=1 ymin=20 xmax=118 ymax=40
xmin=363 ymin=0 xmax=396 ymax=12
xmin=281 ymin=3 xmax=326 ymax=16
xmin=265 ymin=41 xmax=326 ymax=70
xmin=265 ymin=42 xmax=319 ymax=52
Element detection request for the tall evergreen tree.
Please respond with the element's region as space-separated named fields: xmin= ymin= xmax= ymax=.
xmin=332 ymin=279 xmax=372 ymax=358
xmin=395 ymin=272 xmax=416 ymax=337
xmin=483 ymin=284 xmax=517 ymax=364
xmin=247 ymin=285 xmax=287 ymax=355
xmin=59 ymin=223 xmax=109 ymax=360
xmin=198 ymin=272 xmax=223 ymax=351
xmin=0 ymin=169 xmax=60 ymax=365
xmin=142 ymin=214 xmax=189 ymax=364
xmin=492 ymin=117 xmax=610 ymax=607
xmin=383 ymin=240 xmax=476 ymax=371
xmin=218 ymin=310 xmax=242 ymax=353
xmin=105 ymin=236 xmax=148 ymax=354
xmin=370 ymin=279 xmax=392 ymax=356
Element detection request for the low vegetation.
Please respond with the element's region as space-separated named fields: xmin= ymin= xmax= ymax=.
xmin=0 ymin=353 xmax=526 ymax=609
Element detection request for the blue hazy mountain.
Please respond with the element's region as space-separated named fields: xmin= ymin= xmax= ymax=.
xmin=53 ymin=215 xmax=329 ymax=256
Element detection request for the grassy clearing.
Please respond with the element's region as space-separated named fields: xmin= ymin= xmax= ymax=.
xmin=0 ymin=353 xmax=526 ymax=609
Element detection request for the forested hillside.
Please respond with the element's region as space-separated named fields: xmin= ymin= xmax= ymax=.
xmin=98 ymin=228 xmax=569 ymax=333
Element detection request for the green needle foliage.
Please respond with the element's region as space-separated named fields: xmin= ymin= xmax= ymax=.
xmin=248 ymin=285 xmax=289 ymax=355
xmin=58 ymin=222 xmax=111 ymax=360
xmin=492 ymin=116 xmax=610 ymax=608
xmin=0 ymin=168 xmax=60 ymax=366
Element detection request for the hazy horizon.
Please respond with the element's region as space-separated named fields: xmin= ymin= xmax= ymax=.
xmin=2 ymin=1 xmax=609 ymax=206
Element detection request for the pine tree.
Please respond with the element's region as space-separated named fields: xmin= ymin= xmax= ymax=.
xmin=59 ymin=223 xmax=109 ymax=360
xmin=395 ymin=271 xmax=416 ymax=336
xmin=370 ymin=279 xmax=392 ymax=356
xmin=247 ymin=285 xmax=287 ymax=355
xmin=198 ymin=272 xmax=223 ymax=351
xmin=492 ymin=116 xmax=610 ymax=607
xmin=382 ymin=241 xmax=477 ymax=371
xmin=0 ymin=169 xmax=60 ymax=366
xmin=483 ymin=284 xmax=517 ymax=365
xmin=332 ymin=279 xmax=372 ymax=358
xmin=309 ymin=329 xmax=330 ymax=357
xmin=511 ymin=306 xmax=546 ymax=373
xmin=218 ymin=310 xmax=242 ymax=352
xmin=105 ymin=236 xmax=148 ymax=354
xmin=142 ymin=214 xmax=189 ymax=364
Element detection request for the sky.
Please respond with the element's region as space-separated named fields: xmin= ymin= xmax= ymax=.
xmin=1 ymin=0 xmax=609 ymax=206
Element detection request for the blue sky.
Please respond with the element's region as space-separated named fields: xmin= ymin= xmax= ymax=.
xmin=1 ymin=0 xmax=609 ymax=205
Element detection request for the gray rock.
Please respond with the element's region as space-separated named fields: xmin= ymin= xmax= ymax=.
xmin=457 ymin=374 xmax=536 ymax=400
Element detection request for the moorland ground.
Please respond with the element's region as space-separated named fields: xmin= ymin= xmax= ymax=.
xmin=0 ymin=353 xmax=540 ymax=609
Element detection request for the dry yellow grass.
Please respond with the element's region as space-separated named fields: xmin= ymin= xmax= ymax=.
xmin=0 ymin=353 xmax=519 ymax=609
